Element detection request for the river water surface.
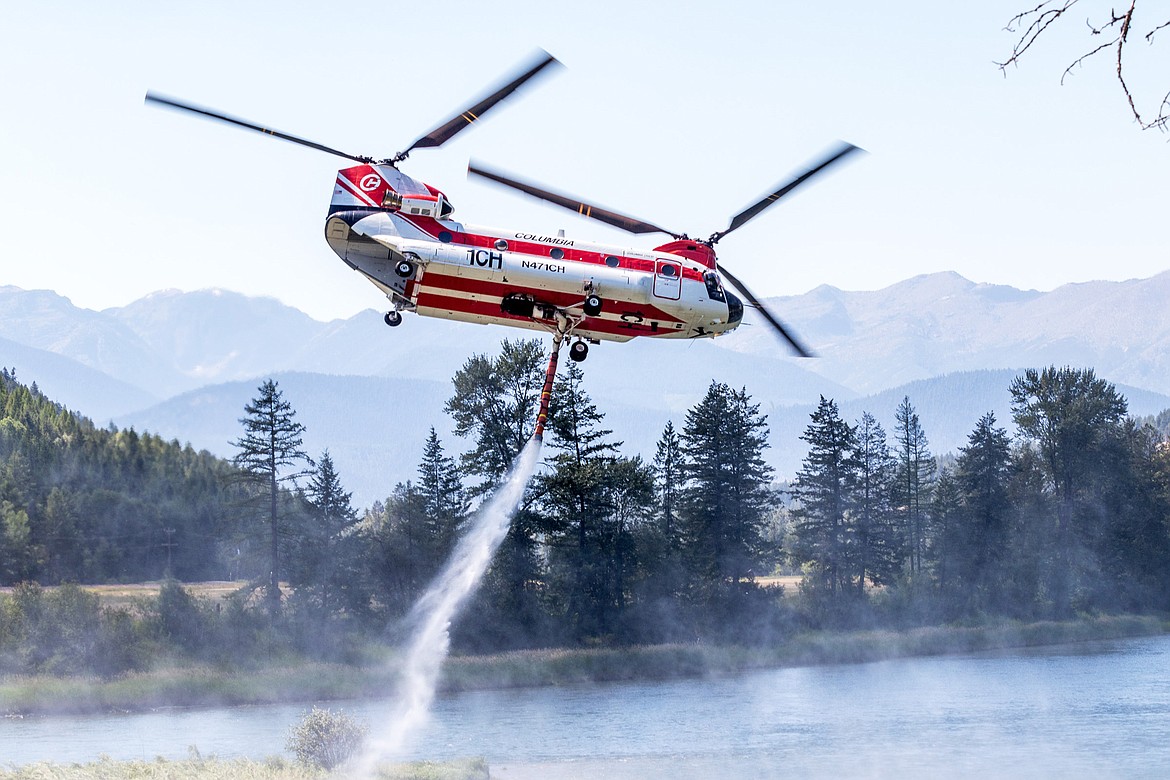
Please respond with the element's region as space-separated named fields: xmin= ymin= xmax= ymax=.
xmin=4 ymin=634 xmax=1169 ymax=778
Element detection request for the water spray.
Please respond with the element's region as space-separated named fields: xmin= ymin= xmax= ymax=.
xmin=355 ymin=321 xmax=570 ymax=776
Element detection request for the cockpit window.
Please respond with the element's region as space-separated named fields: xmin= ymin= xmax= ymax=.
xmin=704 ymin=272 xmax=726 ymax=302
xmin=439 ymin=196 xmax=454 ymax=219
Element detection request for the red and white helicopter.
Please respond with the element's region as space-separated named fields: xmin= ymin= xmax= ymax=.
xmin=147 ymin=52 xmax=859 ymax=363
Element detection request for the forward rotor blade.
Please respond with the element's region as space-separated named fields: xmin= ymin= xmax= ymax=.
xmin=709 ymin=142 xmax=862 ymax=244
xmin=145 ymin=92 xmax=372 ymax=163
xmin=469 ymin=161 xmax=682 ymax=237
xmin=403 ymin=51 xmax=562 ymax=156
xmin=717 ymin=263 xmax=812 ymax=358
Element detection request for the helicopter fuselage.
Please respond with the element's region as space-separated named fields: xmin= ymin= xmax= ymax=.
xmin=324 ymin=163 xmax=743 ymax=344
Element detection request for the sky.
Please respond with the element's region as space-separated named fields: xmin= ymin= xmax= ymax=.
xmin=2 ymin=0 xmax=1167 ymax=322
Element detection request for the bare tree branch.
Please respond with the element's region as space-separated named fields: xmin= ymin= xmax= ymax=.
xmin=998 ymin=1 xmax=1170 ymax=131
xmin=1146 ymin=19 xmax=1170 ymax=42
xmin=999 ymin=1 xmax=1081 ymax=68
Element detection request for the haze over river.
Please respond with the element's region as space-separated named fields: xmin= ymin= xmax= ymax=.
xmin=5 ymin=634 xmax=1169 ymax=778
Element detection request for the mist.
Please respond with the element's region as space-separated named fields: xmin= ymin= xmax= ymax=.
xmin=354 ymin=439 xmax=542 ymax=773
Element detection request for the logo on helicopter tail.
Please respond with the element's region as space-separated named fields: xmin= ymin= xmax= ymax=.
xmin=359 ymin=174 xmax=382 ymax=192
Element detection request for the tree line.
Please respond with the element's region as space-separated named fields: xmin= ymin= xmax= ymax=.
xmin=3 ymin=352 xmax=1170 ymax=675
xmin=790 ymin=368 xmax=1170 ymax=625
xmin=0 ymin=369 xmax=236 ymax=585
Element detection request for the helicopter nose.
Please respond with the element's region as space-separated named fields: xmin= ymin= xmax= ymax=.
xmin=726 ymin=291 xmax=744 ymax=325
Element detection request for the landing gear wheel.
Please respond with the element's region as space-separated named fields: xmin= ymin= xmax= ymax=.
xmin=394 ymin=259 xmax=415 ymax=278
xmin=569 ymin=340 xmax=589 ymax=362
xmin=384 ymin=310 xmax=402 ymax=327
xmin=583 ymin=294 xmax=603 ymax=317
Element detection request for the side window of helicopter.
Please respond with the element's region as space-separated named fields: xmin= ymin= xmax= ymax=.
xmin=550 ymin=248 xmax=565 ymax=260
xmin=605 ymin=255 xmax=620 ymax=268
xmin=660 ymin=264 xmax=678 ymax=277
xmin=704 ymin=271 xmax=726 ymax=302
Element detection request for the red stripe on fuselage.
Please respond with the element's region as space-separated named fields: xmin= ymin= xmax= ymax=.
xmin=415 ymin=291 xmax=676 ymax=337
xmin=419 ymin=270 xmax=685 ymax=323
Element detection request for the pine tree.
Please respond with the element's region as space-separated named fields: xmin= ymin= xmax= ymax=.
xmin=678 ymin=382 xmax=774 ymax=602
xmin=290 ymin=450 xmax=362 ymax=621
xmin=894 ymin=396 xmax=935 ymax=579
xmin=929 ymin=467 xmax=963 ymax=603
xmin=366 ymin=480 xmax=428 ymax=614
xmin=364 ymin=432 xmax=465 ymax=617
xmin=541 ymin=361 xmax=625 ymax=639
xmin=232 ymin=379 xmax=309 ymax=616
xmin=415 ymin=428 xmax=467 ymax=560
xmin=791 ymin=397 xmax=859 ymax=596
xmin=853 ymin=412 xmax=900 ymax=591
xmin=639 ymin=420 xmax=688 ymax=616
xmin=652 ymin=421 xmax=683 ymax=547
xmin=953 ymin=412 xmax=1013 ymax=611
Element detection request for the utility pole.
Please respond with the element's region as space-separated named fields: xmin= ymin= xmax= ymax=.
xmin=161 ymin=528 xmax=177 ymax=575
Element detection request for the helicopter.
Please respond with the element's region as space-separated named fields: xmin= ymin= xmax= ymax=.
xmin=147 ymin=52 xmax=860 ymax=363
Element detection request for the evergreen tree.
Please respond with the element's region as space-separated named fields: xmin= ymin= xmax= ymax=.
xmin=678 ymin=383 xmax=774 ymax=603
xmin=232 ymin=379 xmax=310 ymax=616
xmin=652 ymin=421 xmax=683 ymax=547
xmin=289 ymin=450 xmax=364 ymax=623
xmin=415 ymin=428 xmax=467 ymax=559
xmin=929 ymin=467 xmax=963 ymax=603
xmin=852 ymin=412 xmax=900 ymax=591
xmin=599 ymin=458 xmax=655 ymax=640
xmin=541 ymin=361 xmax=626 ymax=639
xmin=364 ymin=432 xmax=466 ymax=618
xmin=639 ymin=421 xmax=687 ymax=617
xmin=365 ymin=481 xmax=428 ymax=616
xmin=893 ymin=396 xmax=935 ymax=578
xmin=953 ymin=412 xmax=1013 ymax=611
xmin=790 ymin=397 xmax=858 ymax=596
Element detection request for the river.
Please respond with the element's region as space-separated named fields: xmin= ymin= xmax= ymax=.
xmin=4 ymin=634 xmax=1169 ymax=778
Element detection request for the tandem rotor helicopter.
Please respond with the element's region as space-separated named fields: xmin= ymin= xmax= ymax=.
xmin=147 ymin=52 xmax=860 ymax=436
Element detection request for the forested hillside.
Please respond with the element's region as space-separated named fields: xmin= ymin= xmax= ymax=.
xmin=0 ymin=369 xmax=236 ymax=584
xmin=3 ymin=351 xmax=1170 ymax=679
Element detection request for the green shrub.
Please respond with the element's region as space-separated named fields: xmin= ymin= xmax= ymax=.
xmin=286 ymin=706 xmax=368 ymax=770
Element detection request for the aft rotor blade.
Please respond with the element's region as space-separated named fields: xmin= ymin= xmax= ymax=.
xmin=469 ymin=161 xmax=682 ymax=237
xmin=710 ymin=142 xmax=862 ymax=244
xmin=717 ymin=263 xmax=813 ymax=358
xmin=403 ymin=51 xmax=562 ymax=156
xmin=145 ymin=92 xmax=373 ymax=163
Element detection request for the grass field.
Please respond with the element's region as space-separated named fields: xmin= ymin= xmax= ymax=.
xmin=3 ymin=578 xmax=802 ymax=608
xmin=0 ymin=580 xmax=281 ymax=613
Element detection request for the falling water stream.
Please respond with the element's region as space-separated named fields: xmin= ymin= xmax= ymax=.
xmin=354 ymin=438 xmax=542 ymax=774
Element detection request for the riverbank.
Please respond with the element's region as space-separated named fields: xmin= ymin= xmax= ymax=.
xmin=3 ymin=614 xmax=1165 ymax=716
xmin=0 ymin=757 xmax=489 ymax=779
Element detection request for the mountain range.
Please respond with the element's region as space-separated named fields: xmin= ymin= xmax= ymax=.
xmin=2 ymin=271 xmax=1169 ymax=507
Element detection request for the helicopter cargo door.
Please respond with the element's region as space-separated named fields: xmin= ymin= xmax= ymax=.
xmin=653 ymin=260 xmax=682 ymax=300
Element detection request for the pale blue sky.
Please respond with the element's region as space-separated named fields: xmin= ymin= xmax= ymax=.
xmin=2 ymin=0 xmax=1167 ymax=321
